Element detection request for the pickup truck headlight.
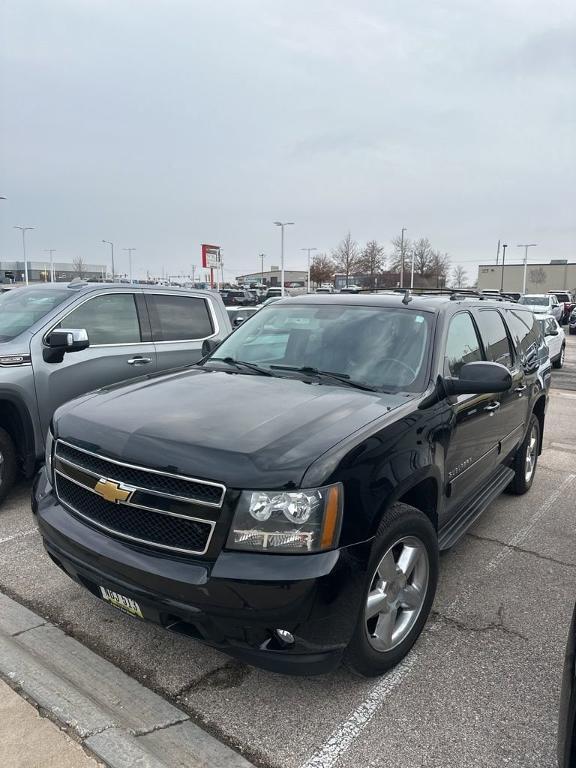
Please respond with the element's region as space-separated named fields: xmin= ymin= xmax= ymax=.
xmin=45 ymin=429 xmax=54 ymax=483
xmin=226 ymin=483 xmax=343 ymax=553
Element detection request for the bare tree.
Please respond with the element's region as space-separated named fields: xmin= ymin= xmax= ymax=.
xmin=72 ymin=256 xmax=86 ymax=278
xmin=359 ymin=240 xmax=386 ymax=289
xmin=411 ymin=238 xmax=434 ymax=277
xmin=529 ymin=267 xmax=547 ymax=286
xmin=309 ymin=253 xmax=335 ymax=287
xmin=430 ymin=250 xmax=451 ymax=288
xmin=332 ymin=233 xmax=361 ymax=287
xmin=388 ymin=234 xmax=412 ymax=274
xmin=451 ymin=265 xmax=468 ymax=287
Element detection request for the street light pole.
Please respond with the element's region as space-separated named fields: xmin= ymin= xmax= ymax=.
xmin=123 ymin=248 xmax=136 ymax=282
xmin=14 ymin=226 xmax=34 ymax=285
xmin=517 ymin=244 xmax=538 ymax=294
xmin=274 ymin=221 xmax=294 ymax=296
xmin=102 ymin=240 xmax=115 ymax=281
xmin=301 ymin=247 xmax=317 ymax=293
xmin=399 ymin=227 xmax=407 ymax=288
xmin=259 ymin=253 xmax=265 ymax=285
xmin=500 ymin=243 xmax=508 ymax=292
xmin=44 ymin=250 xmax=56 ymax=282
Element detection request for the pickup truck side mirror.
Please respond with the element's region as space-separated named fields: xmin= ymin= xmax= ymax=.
xmin=547 ymin=329 xmax=559 ymax=337
xmin=43 ymin=328 xmax=89 ymax=363
xmin=443 ymin=361 xmax=512 ymax=397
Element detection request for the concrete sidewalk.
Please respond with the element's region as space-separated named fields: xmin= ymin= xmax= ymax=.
xmin=0 ymin=678 xmax=99 ymax=768
xmin=0 ymin=592 xmax=255 ymax=768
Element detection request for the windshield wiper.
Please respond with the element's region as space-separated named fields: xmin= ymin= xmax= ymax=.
xmin=270 ymin=365 xmax=377 ymax=391
xmin=205 ymin=357 xmax=277 ymax=377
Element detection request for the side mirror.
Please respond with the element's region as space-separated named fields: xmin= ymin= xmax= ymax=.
xmin=547 ymin=329 xmax=559 ymax=337
xmin=201 ymin=338 xmax=221 ymax=357
xmin=43 ymin=328 xmax=89 ymax=363
xmin=233 ymin=316 xmax=246 ymax=327
xmin=443 ymin=361 xmax=512 ymax=397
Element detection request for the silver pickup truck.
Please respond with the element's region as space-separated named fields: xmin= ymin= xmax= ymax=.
xmin=0 ymin=281 xmax=231 ymax=503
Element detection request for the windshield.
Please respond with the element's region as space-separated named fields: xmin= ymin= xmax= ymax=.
xmin=0 ymin=288 xmax=71 ymax=342
xmin=207 ymin=304 xmax=432 ymax=391
xmin=519 ymin=296 xmax=548 ymax=307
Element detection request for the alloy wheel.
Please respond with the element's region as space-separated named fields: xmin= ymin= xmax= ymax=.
xmin=365 ymin=536 xmax=429 ymax=652
xmin=524 ymin=424 xmax=538 ymax=483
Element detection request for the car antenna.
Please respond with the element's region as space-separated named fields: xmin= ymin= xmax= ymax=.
xmin=402 ymin=289 xmax=412 ymax=305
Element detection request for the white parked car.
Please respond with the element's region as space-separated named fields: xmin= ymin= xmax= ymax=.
xmin=518 ymin=294 xmax=563 ymax=323
xmin=535 ymin=314 xmax=566 ymax=369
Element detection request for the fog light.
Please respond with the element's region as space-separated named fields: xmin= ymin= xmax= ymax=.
xmin=274 ymin=628 xmax=295 ymax=646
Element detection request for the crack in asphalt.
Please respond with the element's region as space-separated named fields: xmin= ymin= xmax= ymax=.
xmin=466 ymin=531 xmax=576 ymax=570
xmin=432 ymin=605 xmax=529 ymax=641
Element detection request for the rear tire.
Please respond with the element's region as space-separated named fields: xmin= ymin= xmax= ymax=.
xmin=0 ymin=428 xmax=17 ymax=505
xmin=344 ymin=503 xmax=438 ymax=677
xmin=507 ymin=414 xmax=540 ymax=496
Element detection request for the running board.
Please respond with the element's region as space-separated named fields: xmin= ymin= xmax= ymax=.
xmin=438 ymin=465 xmax=515 ymax=550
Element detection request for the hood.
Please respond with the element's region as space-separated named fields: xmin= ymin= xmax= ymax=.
xmin=54 ymin=368 xmax=408 ymax=488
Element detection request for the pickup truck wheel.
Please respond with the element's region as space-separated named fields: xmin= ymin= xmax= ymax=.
xmin=344 ymin=503 xmax=438 ymax=677
xmin=507 ymin=414 xmax=540 ymax=496
xmin=0 ymin=428 xmax=17 ymax=504
xmin=553 ymin=345 xmax=566 ymax=369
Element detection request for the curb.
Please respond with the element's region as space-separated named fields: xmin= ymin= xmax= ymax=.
xmin=0 ymin=592 xmax=256 ymax=768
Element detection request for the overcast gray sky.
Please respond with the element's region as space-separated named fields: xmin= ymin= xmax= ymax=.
xmin=1 ymin=0 xmax=575 ymax=282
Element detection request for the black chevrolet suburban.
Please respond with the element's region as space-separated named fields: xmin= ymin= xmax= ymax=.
xmin=33 ymin=293 xmax=548 ymax=676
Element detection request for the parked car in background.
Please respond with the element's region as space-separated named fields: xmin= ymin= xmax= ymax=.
xmin=315 ymin=287 xmax=333 ymax=294
xmin=219 ymin=289 xmax=257 ymax=307
xmin=226 ymin=306 xmax=259 ymax=328
xmin=559 ymin=600 xmax=576 ymax=768
xmin=535 ymin=314 xmax=566 ymax=369
xmin=518 ymin=294 xmax=563 ymax=323
xmin=548 ymin=291 xmax=575 ymax=324
xmin=569 ymin=309 xmax=576 ymax=335
xmin=34 ymin=294 xmax=547 ymax=677
xmin=339 ymin=285 xmax=362 ymax=294
xmin=0 ymin=282 xmax=231 ymax=503
xmin=265 ymin=287 xmax=283 ymax=300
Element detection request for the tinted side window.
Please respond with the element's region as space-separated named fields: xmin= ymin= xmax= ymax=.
xmin=506 ymin=309 xmax=540 ymax=362
xmin=57 ymin=293 xmax=141 ymax=345
xmin=147 ymin=295 xmax=214 ymax=341
xmin=475 ymin=310 xmax=513 ymax=369
xmin=444 ymin=312 xmax=483 ymax=377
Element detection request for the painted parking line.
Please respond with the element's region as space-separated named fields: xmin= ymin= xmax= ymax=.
xmin=0 ymin=529 xmax=37 ymax=545
xmin=300 ymin=472 xmax=576 ymax=768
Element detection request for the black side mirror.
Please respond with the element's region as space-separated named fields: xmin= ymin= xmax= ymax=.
xmin=201 ymin=338 xmax=221 ymax=357
xmin=43 ymin=328 xmax=89 ymax=363
xmin=233 ymin=316 xmax=246 ymax=327
xmin=443 ymin=361 xmax=512 ymax=397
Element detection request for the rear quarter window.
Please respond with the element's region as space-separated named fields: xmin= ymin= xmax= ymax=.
xmin=147 ymin=294 xmax=214 ymax=341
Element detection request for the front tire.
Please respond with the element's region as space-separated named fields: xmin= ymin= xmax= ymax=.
xmin=553 ymin=345 xmax=565 ymax=369
xmin=507 ymin=414 xmax=540 ymax=495
xmin=344 ymin=503 xmax=438 ymax=677
xmin=0 ymin=428 xmax=17 ymax=505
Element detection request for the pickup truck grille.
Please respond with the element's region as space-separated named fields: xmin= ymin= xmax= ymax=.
xmin=53 ymin=441 xmax=222 ymax=555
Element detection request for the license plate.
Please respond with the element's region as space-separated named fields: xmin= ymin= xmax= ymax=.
xmin=99 ymin=587 xmax=143 ymax=618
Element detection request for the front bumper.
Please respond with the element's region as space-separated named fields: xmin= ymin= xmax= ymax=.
xmin=32 ymin=468 xmax=369 ymax=675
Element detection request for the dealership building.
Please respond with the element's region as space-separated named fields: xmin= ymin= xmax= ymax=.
xmin=236 ymin=268 xmax=308 ymax=287
xmin=0 ymin=260 xmax=107 ymax=284
xmin=476 ymin=260 xmax=576 ymax=294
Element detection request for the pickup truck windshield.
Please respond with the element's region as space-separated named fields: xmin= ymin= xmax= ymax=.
xmin=0 ymin=287 xmax=71 ymax=342
xmin=210 ymin=304 xmax=432 ymax=391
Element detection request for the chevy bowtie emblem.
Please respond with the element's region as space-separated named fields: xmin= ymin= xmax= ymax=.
xmin=94 ymin=478 xmax=133 ymax=504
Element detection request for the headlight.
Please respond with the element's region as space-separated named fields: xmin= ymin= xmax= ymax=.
xmin=226 ymin=483 xmax=343 ymax=553
xmin=45 ymin=429 xmax=54 ymax=483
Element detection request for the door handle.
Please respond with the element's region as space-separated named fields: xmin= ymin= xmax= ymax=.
xmin=514 ymin=384 xmax=527 ymax=393
xmin=484 ymin=401 xmax=500 ymax=413
xmin=127 ymin=356 xmax=151 ymax=365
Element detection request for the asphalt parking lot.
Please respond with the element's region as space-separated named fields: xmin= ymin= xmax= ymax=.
xmin=1 ymin=335 xmax=575 ymax=768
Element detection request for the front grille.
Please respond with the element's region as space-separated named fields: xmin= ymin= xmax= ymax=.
xmin=56 ymin=441 xmax=224 ymax=506
xmin=56 ymin=475 xmax=213 ymax=555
